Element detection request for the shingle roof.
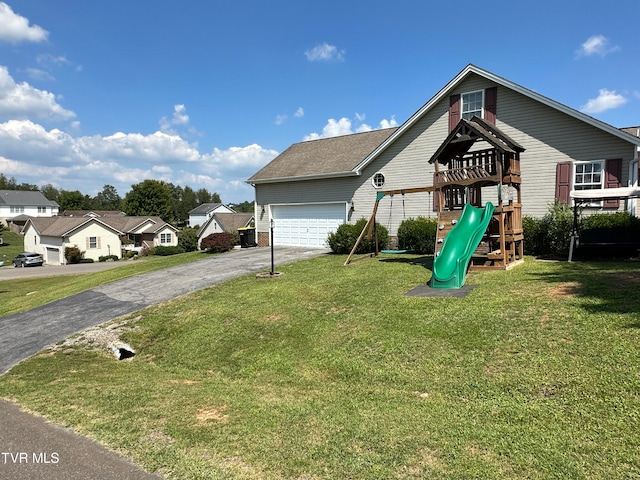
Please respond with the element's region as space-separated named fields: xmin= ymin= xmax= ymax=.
xmin=188 ymin=203 xmax=224 ymax=215
xmin=0 ymin=190 xmax=58 ymax=206
xmin=25 ymin=215 xmax=176 ymax=236
xmin=197 ymin=213 xmax=254 ymax=236
xmin=246 ymin=128 xmax=398 ymax=184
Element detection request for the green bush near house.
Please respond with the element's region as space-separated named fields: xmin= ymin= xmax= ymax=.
xmin=327 ymin=218 xmax=389 ymax=254
xmin=581 ymin=211 xmax=640 ymax=229
xmin=65 ymin=246 xmax=84 ymax=264
xmin=177 ymin=227 xmax=199 ymax=252
xmin=397 ymin=216 xmax=437 ymax=254
xmin=152 ymin=245 xmax=186 ymax=256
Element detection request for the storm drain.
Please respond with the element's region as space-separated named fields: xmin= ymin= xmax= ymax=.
xmin=110 ymin=342 xmax=136 ymax=360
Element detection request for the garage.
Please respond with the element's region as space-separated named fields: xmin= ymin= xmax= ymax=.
xmin=45 ymin=247 xmax=61 ymax=265
xmin=271 ymin=203 xmax=346 ymax=248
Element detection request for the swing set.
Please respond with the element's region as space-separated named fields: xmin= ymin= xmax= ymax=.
xmin=344 ymin=116 xmax=526 ymax=274
xmin=344 ymin=186 xmax=436 ymax=265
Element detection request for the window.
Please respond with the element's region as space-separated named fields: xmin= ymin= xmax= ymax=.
xmin=88 ymin=236 xmax=98 ymax=248
xmin=37 ymin=206 xmax=47 ymax=214
xmin=372 ymin=172 xmax=385 ymax=189
xmin=10 ymin=206 xmax=24 ymax=214
xmin=574 ymin=161 xmax=604 ymax=191
xmin=160 ymin=233 xmax=172 ymax=244
xmin=462 ymin=90 xmax=484 ymax=120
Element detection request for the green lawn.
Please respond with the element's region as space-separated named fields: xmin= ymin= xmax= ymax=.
xmin=1 ymin=254 xmax=639 ymax=479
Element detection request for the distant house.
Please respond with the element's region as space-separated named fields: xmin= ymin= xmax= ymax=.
xmin=197 ymin=212 xmax=254 ymax=249
xmin=188 ymin=203 xmax=235 ymax=228
xmin=0 ymin=190 xmax=59 ymax=232
xmin=22 ymin=215 xmax=178 ymax=265
xmin=60 ymin=210 xmax=126 ymax=218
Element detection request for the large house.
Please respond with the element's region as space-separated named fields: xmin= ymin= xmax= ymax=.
xmin=22 ymin=215 xmax=178 ymax=265
xmin=0 ymin=190 xmax=59 ymax=232
xmin=247 ymin=64 xmax=640 ymax=248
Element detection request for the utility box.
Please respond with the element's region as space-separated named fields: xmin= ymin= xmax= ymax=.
xmin=238 ymin=227 xmax=257 ymax=248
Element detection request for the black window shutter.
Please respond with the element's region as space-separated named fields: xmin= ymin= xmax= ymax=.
xmin=484 ymin=87 xmax=497 ymax=124
xmin=555 ymin=162 xmax=572 ymax=204
xmin=604 ymin=158 xmax=622 ymax=208
xmin=449 ymin=94 xmax=460 ymax=132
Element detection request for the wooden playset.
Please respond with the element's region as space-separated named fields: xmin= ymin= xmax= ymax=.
xmin=345 ymin=117 xmax=525 ymax=273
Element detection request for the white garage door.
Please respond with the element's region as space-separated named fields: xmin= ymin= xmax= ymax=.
xmin=271 ymin=203 xmax=346 ymax=248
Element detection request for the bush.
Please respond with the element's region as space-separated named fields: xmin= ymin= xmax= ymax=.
xmin=65 ymin=246 xmax=84 ymax=264
xmin=78 ymin=258 xmax=94 ymax=263
xmin=178 ymin=227 xmax=199 ymax=252
xmin=327 ymin=219 xmax=389 ymax=254
xmin=98 ymin=255 xmax=119 ymax=262
xmin=397 ymin=217 xmax=437 ymax=254
xmin=200 ymin=232 xmax=235 ymax=253
xmin=522 ymin=216 xmax=549 ymax=256
xmin=581 ymin=211 xmax=640 ymax=230
xmin=153 ymin=245 xmax=186 ymax=256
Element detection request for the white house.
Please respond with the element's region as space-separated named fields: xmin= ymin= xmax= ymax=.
xmin=188 ymin=203 xmax=235 ymax=228
xmin=196 ymin=212 xmax=254 ymax=249
xmin=0 ymin=190 xmax=59 ymax=231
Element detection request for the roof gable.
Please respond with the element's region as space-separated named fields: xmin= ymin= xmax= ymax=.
xmin=354 ymin=64 xmax=640 ymax=172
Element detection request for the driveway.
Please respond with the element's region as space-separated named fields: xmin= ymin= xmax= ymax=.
xmin=0 ymin=246 xmax=327 ymax=479
xmin=0 ymin=246 xmax=327 ymax=374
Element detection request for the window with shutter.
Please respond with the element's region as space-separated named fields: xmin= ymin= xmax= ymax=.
xmin=449 ymin=87 xmax=497 ymax=131
xmin=555 ymin=162 xmax=572 ymax=204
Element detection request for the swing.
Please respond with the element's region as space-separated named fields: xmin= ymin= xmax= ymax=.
xmin=381 ymin=190 xmax=409 ymax=254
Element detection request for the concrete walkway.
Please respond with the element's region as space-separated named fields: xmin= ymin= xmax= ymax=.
xmin=0 ymin=246 xmax=327 ymax=479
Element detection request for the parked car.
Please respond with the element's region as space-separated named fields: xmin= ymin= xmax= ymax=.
xmin=13 ymin=252 xmax=44 ymax=268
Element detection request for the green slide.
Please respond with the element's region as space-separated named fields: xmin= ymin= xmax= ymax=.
xmin=429 ymin=202 xmax=495 ymax=289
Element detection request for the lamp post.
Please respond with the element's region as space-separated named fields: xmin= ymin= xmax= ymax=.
xmin=270 ymin=218 xmax=275 ymax=275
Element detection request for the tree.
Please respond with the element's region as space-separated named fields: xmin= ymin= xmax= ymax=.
xmin=0 ymin=173 xmax=38 ymax=191
xmin=58 ymin=190 xmax=90 ymax=211
xmin=178 ymin=226 xmax=199 ymax=252
xmin=231 ymin=200 xmax=255 ymax=213
xmin=195 ymin=188 xmax=221 ymax=205
xmin=40 ymin=184 xmax=61 ymax=202
xmin=124 ymin=179 xmax=174 ymax=220
xmin=93 ymin=185 xmax=123 ymax=210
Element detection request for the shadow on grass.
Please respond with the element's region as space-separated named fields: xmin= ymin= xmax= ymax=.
xmin=379 ymin=255 xmax=433 ymax=271
xmin=528 ymin=259 xmax=640 ymax=317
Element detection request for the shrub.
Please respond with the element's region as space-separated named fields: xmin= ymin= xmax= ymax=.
xmin=327 ymin=219 xmax=389 ymax=254
xmin=581 ymin=211 xmax=640 ymax=230
xmin=65 ymin=246 xmax=84 ymax=264
xmin=78 ymin=258 xmax=94 ymax=263
xmin=98 ymin=255 xmax=119 ymax=262
xmin=178 ymin=227 xmax=198 ymax=252
xmin=397 ymin=217 xmax=437 ymax=254
xmin=200 ymin=232 xmax=235 ymax=253
xmin=153 ymin=245 xmax=186 ymax=256
xmin=522 ymin=215 xmax=549 ymax=256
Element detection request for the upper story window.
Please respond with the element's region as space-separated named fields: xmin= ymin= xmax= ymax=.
xmin=10 ymin=206 xmax=24 ymax=214
xmin=37 ymin=206 xmax=47 ymax=214
xmin=160 ymin=233 xmax=172 ymax=244
xmin=372 ymin=172 xmax=385 ymax=189
xmin=462 ymin=90 xmax=484 ymax=120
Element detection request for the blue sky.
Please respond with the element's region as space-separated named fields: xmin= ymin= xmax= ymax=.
xmin=0 ymin=0 xmax=638 ymax=204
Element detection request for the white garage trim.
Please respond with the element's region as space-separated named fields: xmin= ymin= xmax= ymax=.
xmin=270 ymin=202 xmax=347 ymax=248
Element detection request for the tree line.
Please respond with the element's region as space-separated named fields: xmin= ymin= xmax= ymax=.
xmin=0 ymin=174 xmax=254 ymax=226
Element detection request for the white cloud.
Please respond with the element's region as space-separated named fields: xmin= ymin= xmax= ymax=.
xmin=577 ymin=35 xmax=619 ymax=57
xmin=304 ymin=42 xmax=345 ymax=62
xmin=304 ymin=115 xmax=398 ymax=141
xmin=581 ymin=89 xmax=627 ymax=114
xmin=24 ymin=68 xmax=55 ymax=82
xmin=0 ymin=118 xmax=276 ymax=201
xmin=0 ymin=2 xmax=48 ymax=43
xmin=294 ymin=107 xmax=304 ymax=118
xmin=275 ymin=114 xmax=287 ymax=125
xmin=159 ymin=104 xmax=190 ymax=132
xmin=0 ymin=66 xmax=75 ymax=121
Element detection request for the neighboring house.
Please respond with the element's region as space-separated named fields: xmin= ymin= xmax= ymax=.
xmin=22 ymin=215 xmax=178 ymax=265
xmin=0 ymin=190 xmax=59 ymax=232
xmin=247 ymin=64 xmax=640 ymax=248
xmin=196 ymin=212 xmax=254 ymax=249
xmin=188 ymin=203 xmax=235 ymax=228
xmin=60 ymin=210 xmax=126 ymax=218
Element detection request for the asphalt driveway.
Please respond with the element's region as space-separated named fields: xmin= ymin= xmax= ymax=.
xmin=0 ymin=246 xmax=327 ymax=480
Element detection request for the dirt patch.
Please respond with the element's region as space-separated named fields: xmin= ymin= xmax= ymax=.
xmin=196 ymin=405 xmax=229 ymax=425
xmin=547 ymin=282 xmax=581 ymax=298
xmin=48 ymin=315 xmax=141 ymax=355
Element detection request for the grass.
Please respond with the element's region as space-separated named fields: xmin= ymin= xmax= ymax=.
xmin=1 ymin=254 xmax=640 ymax=479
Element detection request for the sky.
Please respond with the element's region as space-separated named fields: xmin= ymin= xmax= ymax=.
xmin=0 ymin=0 xmax=639 ymax=204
